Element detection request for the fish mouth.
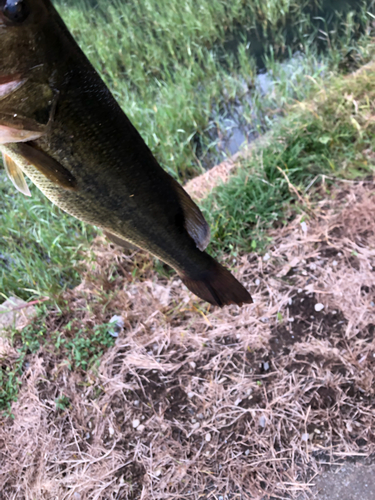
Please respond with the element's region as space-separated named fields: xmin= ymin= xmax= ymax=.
xmin=0 ymin=74 xmax=27 ymax=100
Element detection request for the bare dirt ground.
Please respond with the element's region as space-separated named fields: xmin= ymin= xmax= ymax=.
xmin=0 ymin=180 xmax=374 ymax=499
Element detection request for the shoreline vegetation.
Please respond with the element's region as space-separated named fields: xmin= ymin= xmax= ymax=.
xmin=57 ymin=0 xmax=375 ymax=180
xmin=1 ymin=0 xmax=375 ymax=301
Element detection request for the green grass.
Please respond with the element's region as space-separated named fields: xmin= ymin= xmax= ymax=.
xmin=202 ymin=63 xmax=375 ymax=254
xmin=0 ymin=178 xmax=96 ymax=301
xmin=56 ymin=0 xmax=375 ymax=180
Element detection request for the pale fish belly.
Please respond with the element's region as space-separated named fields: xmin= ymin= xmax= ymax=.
xmin=0 ymin=143 xmax=109 ymax=226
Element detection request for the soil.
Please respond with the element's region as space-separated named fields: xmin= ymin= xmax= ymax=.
xmin=0 ymin=182 xmax=374 ymax=499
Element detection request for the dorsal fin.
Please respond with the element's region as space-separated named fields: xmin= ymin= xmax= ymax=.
xmin=2 ymin=153 xmax=31 ymax=196
xmin=170 ymin=178 xmax=210 ymax=251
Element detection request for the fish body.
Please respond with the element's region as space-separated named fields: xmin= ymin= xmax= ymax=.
xmin=0 ymin=0 xmax=252 ymax=307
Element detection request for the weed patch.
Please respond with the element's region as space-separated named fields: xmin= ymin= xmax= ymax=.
xmin=0 ymin=309 xmax=116 ymax=415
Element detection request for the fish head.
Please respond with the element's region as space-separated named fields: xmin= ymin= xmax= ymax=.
xmin=0 ymin=0 xmax=51 ymax=77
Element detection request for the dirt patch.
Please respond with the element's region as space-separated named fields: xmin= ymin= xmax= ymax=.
xmin=0 ymin=182 xmax=375 ymax=499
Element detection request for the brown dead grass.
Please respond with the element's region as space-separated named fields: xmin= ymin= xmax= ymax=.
xmin=1 ymin=182 xmax=375 ymax=500
xmin=184 ymin=134 xmax=271 ymax=201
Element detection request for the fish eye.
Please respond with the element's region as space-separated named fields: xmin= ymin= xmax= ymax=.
xmin=1 ymin=0 xmax=30 ymax=24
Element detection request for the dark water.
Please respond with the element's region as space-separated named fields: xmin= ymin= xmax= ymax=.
xmin=201 ymin=53 xmax=323 ymax=168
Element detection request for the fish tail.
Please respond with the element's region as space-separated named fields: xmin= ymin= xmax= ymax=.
xmin=180 ymin=256 xmax=253 ymax=307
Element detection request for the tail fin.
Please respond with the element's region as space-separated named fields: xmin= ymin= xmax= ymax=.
xmin=180 ymin=258 xmax=252 ymax=307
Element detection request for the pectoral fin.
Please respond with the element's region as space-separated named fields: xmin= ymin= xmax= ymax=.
xmin=2 ymin=153 xmax=31 ymax=196
xmin=170 ymin=178 xmax=210 ymax=251
xmin=14 ymin=143 xmax=77 ymax=190
xmin=0 ymin=124 xmax=43 ymax=144
xmin=0 ymin=77 xmax=26 ymax=100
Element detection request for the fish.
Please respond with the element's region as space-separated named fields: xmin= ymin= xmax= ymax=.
xmin=0 ymin=0 xmax=252 ymax=307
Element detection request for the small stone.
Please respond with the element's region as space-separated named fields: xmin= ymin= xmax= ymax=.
xmin=300 ymin=221 xmax=308 ymax=234
xmin=346 ymin=421 xmax=353 ymax=432
xmin=187 ymin=392 xmax=194 ymax=398
xmin=314 ymin=428 xmax=321 ymax=434
xmin=151 ymin=283 xmax=170 ymax=306
xmin=191 ymin=422 xmax=200 ymax=431
xmin=263 ymin=361 xmax=270 ymax=371
xmin=108 ymin=426 xmax=114 ymax=436
xmin=132 ymin=419 xmax=140 ymax=429
xmin=332 ymin=260 xmax=338 ymax=266
xmin=73 ymin=494 xmax=82 ymax=500
xmin=298 ymin=288 xmax=303 ymax=293
xmin=263 ymin=253 xmax=270 ymax=262
xmin=314 ymin=303 xmax=324 ymax=312
xmin=109 ymin=314 xmax=124 ymax=337
xmin=154 ymin=469 xmax=162 ymax=477
xmin=255 ymin=279 xmax=260 ymax=286
xmin=189 ymin=361 xmax=196 ymax=369
xmin=288 ymin=317 xmax=294 ymax=322
xmin=134 ymin=400 xmax=140 ymax=406
xmin=137 ymin=424 xmax=145 ymax=432
xmin=301 ymin=433 xmax=309 ymax=442
xmin=259 ymin=415 xmax=266 ymax=428
xmin=309 ymin=263 xmax=317 ymax=270
xmin=205 ymin=432 xmax=211 ymax=442
xmin=234 ymin=397 xmax=242 ymax=406
xmin=245 ymin=449 xmax=250 ymax=456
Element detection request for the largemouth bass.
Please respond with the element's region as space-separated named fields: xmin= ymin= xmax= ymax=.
xmin=0 ymin=0 xmax=252 ymax=307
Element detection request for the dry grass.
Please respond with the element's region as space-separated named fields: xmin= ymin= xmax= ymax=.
xmin=184 ymin=134 xmax=271 ymax=201
xmin=0 ymin=181 xmax=375 ymax=499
